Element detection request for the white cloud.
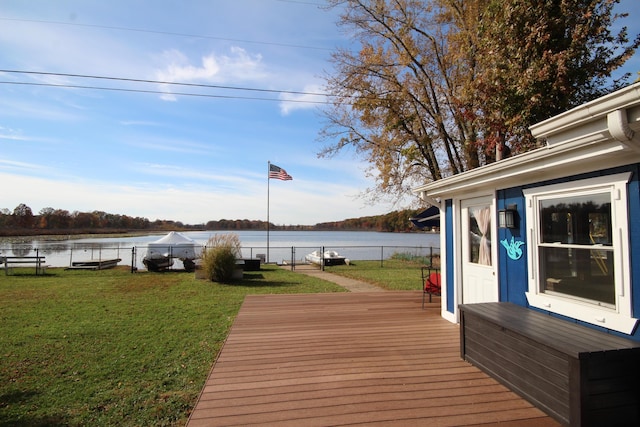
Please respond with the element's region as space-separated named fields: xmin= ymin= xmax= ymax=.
xmin=119 ymin=120 xmax=163 ymax=127
xmin=125 ymin=137 xmax=213 ymax=155
xmin=0 ymin=158 xmax=49 ymax=172
xmin=0 ymin=96 xmax=85 ymax=122
xmin=0 ymin=2 xmax=395 ymax=225
xmin=0 ymin=170 xmax=386 ymax=225
xmin=154 ymin=47 xmax=268 ymax=101
xmin=279 ymin=83 xmax=327 ymax=115
xmin=0 ymin=127 xmax=29 ymax=141
xmin=156 ymin=49 xmax=219 ymax=81
xmin=0 ymin=19 xmax=151 ymax=79
xmin=133 ymin=162 xmax=254 ymax=187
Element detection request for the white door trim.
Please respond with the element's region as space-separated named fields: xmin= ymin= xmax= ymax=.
xmin=459 ymin=194 xmax=498 ymax=306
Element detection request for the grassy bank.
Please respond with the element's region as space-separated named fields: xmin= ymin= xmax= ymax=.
xmin=0 ymin=265 xmax=345 ymax=426
xmin=326 ymin=258 xmax=432 ymax=291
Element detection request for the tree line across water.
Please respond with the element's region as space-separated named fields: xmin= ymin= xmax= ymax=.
xmin=0 ymin=203 xmax=427 ymax=236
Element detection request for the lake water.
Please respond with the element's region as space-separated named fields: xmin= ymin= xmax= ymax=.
xmin=0 ymin=230 xmax=440 ymax=269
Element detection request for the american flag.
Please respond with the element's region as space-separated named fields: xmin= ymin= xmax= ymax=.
xmin=269 ymin=163 xmax=293 ymax=181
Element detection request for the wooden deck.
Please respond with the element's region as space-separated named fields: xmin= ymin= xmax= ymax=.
xmin=187 ymin=292 xmax=559 ymax=426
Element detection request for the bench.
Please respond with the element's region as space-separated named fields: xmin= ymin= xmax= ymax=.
xmin=240 ymin=258 xmax=261 ymax=271
xmin=459 ymin=302 xmax=640 ymax=426
xmin=1 ymin=256 xmax=48 ymax=275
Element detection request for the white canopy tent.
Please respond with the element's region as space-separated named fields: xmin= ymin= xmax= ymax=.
xmin=144 ymin=231 xmax=202 ymax=271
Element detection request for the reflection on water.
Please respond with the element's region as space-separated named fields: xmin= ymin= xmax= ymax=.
xmin=0 ymin=231 xmax=440 ymax=270
xmin=11 ymin=242 xmax=32 ymax=257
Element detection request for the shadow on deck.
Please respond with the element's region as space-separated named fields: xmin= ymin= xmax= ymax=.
xmin=187 ymin=291 xmax=559 ymax=426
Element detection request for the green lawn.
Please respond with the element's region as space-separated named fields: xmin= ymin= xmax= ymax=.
xmin=326 ymin=258 xmax=433 ymax=291
xmin=0 ymin=265 xmax=345 ymax=426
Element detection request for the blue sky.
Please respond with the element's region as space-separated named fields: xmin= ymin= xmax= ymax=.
xmin=1 ymin=0 xmax=639 ymax=225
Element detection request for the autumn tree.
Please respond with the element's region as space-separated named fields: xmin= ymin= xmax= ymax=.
xmin=320 ymin=0 xmax=638 ymax=204
xmin=38 ymin=207 xmax=55 ymax=229
xmin=71 ymin=211 xmax=96 ymax=228
xmin=12 ymin=203 xmax=34 ymax=228
xmin=50 ymin=209 xmax=71 ymax=229
xmin=467 ymin=0 xmax=639 ymax=155
xmin=0 ymin=208 xmax=11 ymax=228
xmin=321 ymin=0 xmax=469 ymax=204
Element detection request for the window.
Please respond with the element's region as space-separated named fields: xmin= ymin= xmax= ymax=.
xmin=469 ymin=206 xmax=491 ymax=266
xmin=539 ymin=193 xmax=614 ymax=306
xmin=523 ymin=173 xmax=636 ymax=334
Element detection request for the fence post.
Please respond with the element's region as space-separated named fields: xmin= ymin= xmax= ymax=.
xmin=291 ymin=246 xmax=295 ymax=270
xmin=380 ymin=246 xmax=384 ymax=268
xmin=131 ymin=247 xmax=136 ymax=273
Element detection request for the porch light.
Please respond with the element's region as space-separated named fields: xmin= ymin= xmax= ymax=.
xmin=499 ymin=205 xmax=517 ymax=229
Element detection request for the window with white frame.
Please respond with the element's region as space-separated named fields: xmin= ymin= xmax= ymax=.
xmin=523 ymin=173 xmax=637 ymax=334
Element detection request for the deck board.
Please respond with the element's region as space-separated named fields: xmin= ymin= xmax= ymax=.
xmin=188 ymin=291 xmax=559 ymax=426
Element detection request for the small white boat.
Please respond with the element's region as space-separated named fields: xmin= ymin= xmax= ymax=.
xmin=305 ymin=250 xmax=348 ymax=266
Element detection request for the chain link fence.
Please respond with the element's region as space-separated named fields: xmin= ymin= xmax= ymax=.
xmin=0 ymin=242 xmax=439 ymax=272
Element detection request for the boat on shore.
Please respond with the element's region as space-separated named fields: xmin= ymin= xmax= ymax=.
xmin=143 ymin=257 xmax=176 ymax=272
xmin=143 ymin=231 xmax=201 ymax=272
xmin=67 ymin=258 xmax=121 ymax=270
xmin=305 ymin=250 xmax=348 ymax=266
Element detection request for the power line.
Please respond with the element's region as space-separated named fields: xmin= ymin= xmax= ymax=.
xmin=0 ymin=69 xmax=329 ymax=97
xmin=0 ymin=81 xmax=332 ymax=104
xmin=276 ymin=0 xmax=325 ymax=5
xmin=0 ymin=17 xmax=333 ymax=52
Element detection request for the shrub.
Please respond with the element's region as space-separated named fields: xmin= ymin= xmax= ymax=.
xmin=201 ymin=233 xmax=242 ymax=282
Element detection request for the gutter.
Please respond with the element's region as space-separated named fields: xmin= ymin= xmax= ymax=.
xmin=414 ymin=83 xmax=640 ymax=199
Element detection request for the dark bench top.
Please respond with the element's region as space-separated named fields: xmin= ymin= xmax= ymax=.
xmin=460 ymin=302 xmax=640 ymax=358
xmin=2 ymin=256 xmax=46 ymax=262
xmin=2 ymin=256 xmax=46 ymax=259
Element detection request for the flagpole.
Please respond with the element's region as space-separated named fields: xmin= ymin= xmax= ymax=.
xmin=267 ymin=161 xmax=270 ymax=263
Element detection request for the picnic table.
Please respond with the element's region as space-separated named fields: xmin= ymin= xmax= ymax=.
xmin=1 ymin=255 xmax=48 ymax=275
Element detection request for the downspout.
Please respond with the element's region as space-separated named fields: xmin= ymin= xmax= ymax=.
xmin=419 ymin=193 xmax=441 ymax=208
xmin=608 ymin=109 xmax=640 ymax=153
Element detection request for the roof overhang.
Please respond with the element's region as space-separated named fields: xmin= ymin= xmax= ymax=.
xmin=409 ymin=205 xmax=440 ymax=228
xmin=413 ymin=83 xmax=640 ymax=201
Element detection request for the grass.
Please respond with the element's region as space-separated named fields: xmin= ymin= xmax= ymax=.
xmin=0 ymin=265 xmax=345 ymax=426
xmin=326 ymin=255 xmax=435 ymax=291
